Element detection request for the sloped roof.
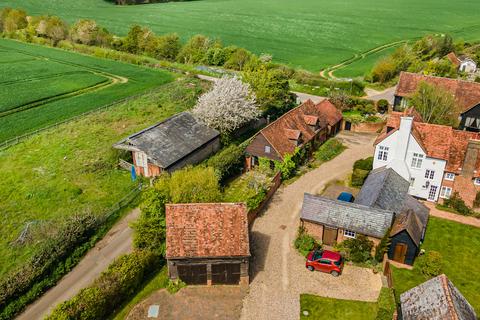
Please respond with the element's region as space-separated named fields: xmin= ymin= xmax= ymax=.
xmin=355 ymin=167 xmax=410 ymax=214
xmin=375 ymin=112 xmax=480 ymax=174
xmin=166 ymin=203 xmax=250 ymax=259
xmin=257 ymin=99 xmax=342 ymax=158
xmin=390 ymin=209 xmax=423 ymax=246
xmin=402 ymin=195 xmax=429 ymax=226
xmin=301 ymin=193 xmax=394 ymax=238
xmin=401 ymin=274 xmax=477 ymax=320
xmin=446 ymin=52 xmax=461 ymax=67
xmin=113 ymin=112 xmax=219 ymax=169
xmin=395 ymin=71 xmax=480 ymax=112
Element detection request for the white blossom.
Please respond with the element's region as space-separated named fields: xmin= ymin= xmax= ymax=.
xmin=192 ymin=76 xmax=261 ymax=134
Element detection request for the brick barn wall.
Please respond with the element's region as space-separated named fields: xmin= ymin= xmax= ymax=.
xmin=345 ymin=122 xmax=385 ymax=133
xmin=302 ymin=221 xmax=324 ymax=242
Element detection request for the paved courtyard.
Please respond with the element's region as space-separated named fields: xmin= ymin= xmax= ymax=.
xmin=240 ymin=132 xmax=382 ymax=320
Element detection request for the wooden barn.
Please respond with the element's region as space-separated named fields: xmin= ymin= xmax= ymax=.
xmin=166 ymin=203 xmax=250 ymax=286
xmin=245 ymin=99 xmax=342 ymax=168
xmin=113 ymin=112 xmax=220 ymax=177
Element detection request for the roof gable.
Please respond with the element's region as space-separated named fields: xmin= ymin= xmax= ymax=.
xmin=166 ymin=203 xmax=250 ymax=259
xmin=301 ymin=193 xmax=394 ymax=238
xmin=401 ymin=274 xmax=477 ymax=320
xmin=114 ymin=112 xmax=219 ymax=168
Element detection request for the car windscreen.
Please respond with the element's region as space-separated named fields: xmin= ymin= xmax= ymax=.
xmin=333 ymin=257 xmax=343 ymax=266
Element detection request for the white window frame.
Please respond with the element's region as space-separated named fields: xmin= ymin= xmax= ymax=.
xmin=377 ymin=146 xmax=389 ymax=161
xmin=135 ymin=151 xmax=149 ymax=176
xmin=428 ymin=185 xmax=438 ymax=201
xmin=425 ymin=169 xmax=435 ymax=180
xmin=264 ymin=145 xmax=271 ymax=153
xmin=444 ymin=173 xmax=455 ymax=181
xmin=409 ymin=177 xmax=415 ymax=187
xmin=440 ymin=186 xmax=452 ymax=199
xmin=411 ymin=153 xmax=424 ymax=169
xmin=344 ymin=230 xmax=356 ymax=239
xmin=474 ymin=178 xmax=480 ymax=186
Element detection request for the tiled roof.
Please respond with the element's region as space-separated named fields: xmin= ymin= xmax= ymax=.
xmin=285 ymin=129 xmax=301 ymax=140
xmin=400 ymin=274 xmax=477 ymax=320
xmin=390 ymin=209 xmax=423 ymax=246
xmin=304 ymin=115 xmax=318 ymax=126
xmin=355 ymin=167 xmax=410 ymax=214
xmin=166 ymin=203 xmax=250 ymax=259
xmin=375 ymin=111 xmax=480 ymax=174
xmin=395 ymin=71 xmax=480 ymax=111
xmin=301 ymin=193 xmax=394 ymax=238
xmin=258 ymin=99 xmax=342 ymax=158
xmin=446 ymin=52 xmax=461 ymax=67
xmin=113 ymin=112 xmax=219 ymax=169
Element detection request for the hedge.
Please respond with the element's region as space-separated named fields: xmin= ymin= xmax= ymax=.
xmin=45 ymin=250 xmax=159 ymax=320
xmin=206 ymin=144 xmax=245 ymax=183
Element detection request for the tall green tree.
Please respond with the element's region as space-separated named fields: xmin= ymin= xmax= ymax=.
xmin=410 ymin=81 xmax=460 ymax=126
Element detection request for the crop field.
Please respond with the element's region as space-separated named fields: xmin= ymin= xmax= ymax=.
xmin=0 ymin=39 xmax=173 ymax=142
xmin=0 ymin=77 xmax=208 ymax=278
xmin=2 ymin=0 xmax=480 ymax=75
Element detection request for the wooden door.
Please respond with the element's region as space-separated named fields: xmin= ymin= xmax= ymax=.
xmin=323 ymin=227 xmax=338 ymax=246
xmin=177 ymin=264 xmax=207 ymax=285
xmin=212 ymin=263 xmax=241 ymax=285
xmin=393 ymin=243 xmax=408 ymax=263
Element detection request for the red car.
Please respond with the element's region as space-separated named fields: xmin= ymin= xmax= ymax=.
xmin=305 ymin=249 xmax=344 ymax=276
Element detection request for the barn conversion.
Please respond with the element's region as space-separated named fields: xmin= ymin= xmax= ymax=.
xmin=166 ymin=203 xmax=250 ymax=286
xmin=113 ymin=112 xmax=220 ymax=177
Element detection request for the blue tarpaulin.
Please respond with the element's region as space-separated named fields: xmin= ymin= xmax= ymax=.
xmin=131 ymin=165 xmax=137 ymax=181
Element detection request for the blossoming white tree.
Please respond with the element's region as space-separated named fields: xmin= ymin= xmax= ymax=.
xmin=192 ymin=76 xmax=261 ymax=135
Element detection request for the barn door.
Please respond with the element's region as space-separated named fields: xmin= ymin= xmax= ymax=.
xmin=323 ymin=227 xmax=338 ymax=246
xmin=177 ymin=264 xmax=207 ymax=285
xmin=393 ymin=243 xmax=408 ymax=264
xmin=211 ymin=263 xmax=241 ymax=285
xmin=344 ymin=121 xmax=352 ymax=131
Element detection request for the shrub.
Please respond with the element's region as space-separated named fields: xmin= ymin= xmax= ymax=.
xmin=206 ymin=144 xmax=245 ymax=183
xmin=377 ymin=99 xmax=389 ymax=114
xmin=353 ymin=157 xmax=373 ymax=171
xmin=46 ymin=250 xmax=159 ymax=320
xmin=374 ymin=230 xmax=391 ymax=262
xmin=275 ymin=153 xmax=296 ymax=180
xmin=443 ymin=192 xmax=473 ymax=216
xmin=314 ymin=138 xmax=346 ymax=162
xmin=294 ymin=226 xmax=321 ymax=257
xmin=338 ymin=235 xmax=373 ymax=263
xmin=351 ymin=168 xmax=370 ymax=187
xmin=166 ymin=279 xmax=186 ymax=294
xmin=418 ymin=251 xmax=442 ymax=278
xmin=176 ymin=34 xmax=216 ymax=64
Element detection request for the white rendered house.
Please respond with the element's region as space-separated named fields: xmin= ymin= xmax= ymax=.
xmin=373 ymin=117 xmax=445 ymax=202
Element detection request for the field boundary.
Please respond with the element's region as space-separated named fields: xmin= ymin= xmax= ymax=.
xmin=0 ymin=85 xmax=168 ymax=151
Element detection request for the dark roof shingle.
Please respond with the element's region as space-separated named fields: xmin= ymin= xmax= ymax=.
xmin=166 ymin=203 xmax=249 ymax=259
xmin=113 ymin=112 xmax=219 ymax=169
xmin=301 ymin=193 xmax=394 ymax=238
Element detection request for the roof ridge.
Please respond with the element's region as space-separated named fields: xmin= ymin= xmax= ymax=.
xmin=121 ymin=111 xmax=188 ymax=142
xmin=400 ymin=71 xmax=478 ymax=86
xmin=305 ymin=193 xmax=394 ymax=214
xmin=260 ymin=99 xmax=314 ymax=133
xmin=439 ymin=275 xmax=459 ymax=319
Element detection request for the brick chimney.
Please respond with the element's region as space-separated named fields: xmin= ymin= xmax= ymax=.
xmin=461 ymin=140 xmax=480 ymax=177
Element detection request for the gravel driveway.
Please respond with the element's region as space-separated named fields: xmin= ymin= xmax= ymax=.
xmin=240 ymin=132 xmax=382 ymax=320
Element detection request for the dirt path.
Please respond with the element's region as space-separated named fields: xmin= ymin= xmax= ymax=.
xmin=364 ymin=86 xmax=397 ymax=104
xmin=17 ymin=208 xmax=140 ymax=320
xmin=240 ymin=132 xmax=382 ymax=320
xmin=423 ymin=202 xmax=480 ymax=228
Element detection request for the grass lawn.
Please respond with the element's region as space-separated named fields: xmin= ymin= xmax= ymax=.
xmin=300 ymin=288 xmax=395 ymax=319
xmin=111 ymin=266 xmax=169 ymax=320
xmin=391 ymin=217 xmax=480 ymax=313
xmin=0 ymin=77 xmax=208 ymax=278
xmin=2 ymin=0 xmax=480 ymax=73
xmin=0 ymin=39 xmax=174 ymax=142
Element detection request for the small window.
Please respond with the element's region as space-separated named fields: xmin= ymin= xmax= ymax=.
xmin=444 ymin=173 xmax=455 ymax=181
xmin=409 ymin=177 xmax=415 ymax=187
xmin=474 ymin=178 xmax=480 ymax=185
xmin=411 ymin=153 xmax=424 ymax=169
xmin=319 ymin=259 xmax=331 ymax=265
xmin=425 ymin=169 xmax=435 ymax=179
xmin=440 ymin=186 xmax=452 ymax=199
xmin=344 ymin=230 xmax=356 ymax=239
xmin=264 ymin=145 xmax=271 ymax=153
xmin=377 ymin=146 xmax=389 ymax=161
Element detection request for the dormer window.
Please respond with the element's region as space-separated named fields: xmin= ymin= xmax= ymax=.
xmin=386 ymin=126 xmax=394 ymax=133
xmin=304 ymin=115 xmax=319 ymax=131
xmin=285 ymin=129 xmax=302 ymax=146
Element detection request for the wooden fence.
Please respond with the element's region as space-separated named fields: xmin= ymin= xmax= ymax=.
xmin=247 ymin=171 xmax=282 ymax=225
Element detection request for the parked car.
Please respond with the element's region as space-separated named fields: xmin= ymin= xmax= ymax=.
xmin=305 ymin=249 xmax=344 ymax=276
xmin=337 ymin=192 xmax=354 ymax=202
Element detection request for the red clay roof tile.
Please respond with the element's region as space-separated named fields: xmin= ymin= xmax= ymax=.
xmin=166 ymin=203 xmax=250 ymax=259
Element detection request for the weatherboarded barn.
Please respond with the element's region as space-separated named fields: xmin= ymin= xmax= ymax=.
xmin=300 ymin=193 xmax=394 ymax=247
xmin=166 ymin=203 xmax=250 ymax=286
xmin=113 ymin=112 xmax=220 ymax=177
xmin=400 ymin=274 xmax=477 ymax=320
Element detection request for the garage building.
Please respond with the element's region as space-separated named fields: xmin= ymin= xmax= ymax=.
xmin=166 ymin=203 xmax=250 ymax=286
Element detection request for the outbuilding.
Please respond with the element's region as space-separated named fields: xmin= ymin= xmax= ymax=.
xmin=166 ymin=203 xmax=250 ymax=286
xmin=113 ymin=112 xmax=220 ymax=177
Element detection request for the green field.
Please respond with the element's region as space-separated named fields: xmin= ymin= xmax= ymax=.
xmin=392 ymin=217 xmax=480 ymax=314
xmin=0 ymin=39 xmax=174 ymax=142
xmin=0 ymin=77 xmax=207 ymax=278
xmin=2 ymin=0 xmax=480 ymax=74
